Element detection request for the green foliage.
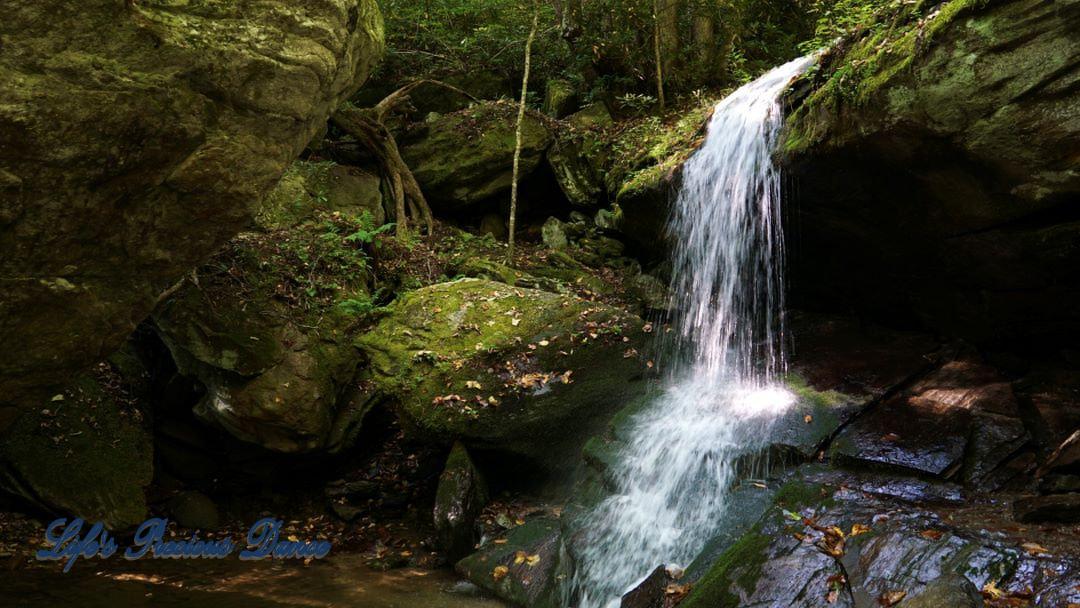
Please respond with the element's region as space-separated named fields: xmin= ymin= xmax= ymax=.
xmin=344 ymin=213 xmax=396 ymax=245
xmin=377 ymin=0 xmax=820 ymax=103
xmin=377 ymin=0 xmax=568 ymax=82
xmin=798 ymin=0 xmax=907 ymax=54
xmin=338 ymin=292 xmax=386 ymax=316
xmin=792 ymin=0 xmax=987 ymax=111
xmin=615 ymin=93 xmax=658 ymax=116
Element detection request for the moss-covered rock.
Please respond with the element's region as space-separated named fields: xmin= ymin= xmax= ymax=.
xmin=782 ymin=0 xmax=1080 ymax=344
xmin=257 ymin=161 xmax=384 ymax=230
xmin=548 ymin=136 xmax=605 ymax=207
xmin=400 ymin=102 xmax=553 ymax=213
xmin=0 ymin=367 xmax=152 ymax=529
xmin=154 ymin=199 xmax=387 ymax=453
xmin=434 ymin=442 xmax=489 ymax=561
xmin=0 ymin=0 xmax=386 ymax=416
xmin=356 ymin=278 xmax=649 ymax=468
xmin=455 ymin=517 xmax=572 ymax=608
xmin=542 ymin=79 xmax=580 ymax=118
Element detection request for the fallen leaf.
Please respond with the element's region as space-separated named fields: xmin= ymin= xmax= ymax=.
xmin=513 ymin=550 xmax=527 ymax=565
xmin=882 ymin=432 xmax=901 ymax=442
xmin=1021 ymin=542 xmax=1050 ymax=556
xmin=804 ymin=414 xmax=813 ymax=424
xmin=879 ymin=590 xmax=906 ymax=606
xmin=465 ymin=380 xmax=482 ymax=390
xmin=920 ymin=529 xmax=945 ymax=541
xmin=525 ymin=554 xmax=541 ymax=566
xmin=665 ymin=584 xmax=691 ymax=600
xmin=982 ymin=580 xmax=1005 ymax=600
xmin=850 ymin=523 xmax=871 ymax=537
xmin=493 ymin=565 xmax=509 ymax=581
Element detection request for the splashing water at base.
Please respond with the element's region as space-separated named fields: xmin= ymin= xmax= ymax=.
xmin=573 ymin=55 xmax=816 ymax=607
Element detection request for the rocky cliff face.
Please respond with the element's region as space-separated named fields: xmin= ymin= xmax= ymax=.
xmin=0 ymin=0 xmax=385 ymax=420
xmin=782 ymin=0 xmax=1080 ymax=345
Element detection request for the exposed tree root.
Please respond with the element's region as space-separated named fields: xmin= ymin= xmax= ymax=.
xmin=330 ymin=80 xmax=478 ymax=238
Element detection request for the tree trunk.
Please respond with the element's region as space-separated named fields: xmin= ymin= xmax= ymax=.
xmin=691 ymin=7 xmax=717 ymax=84
xmin=653 ymin=0 xmax=666 ymax=110
xmin=658 ymin=0 xmax=682 ymax=88
xmin=508 ymin=4 xmax=540 ymax=263
xmin=560 ymin=0 xmax=582 ymax=41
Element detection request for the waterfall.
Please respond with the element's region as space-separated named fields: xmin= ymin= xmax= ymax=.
xmin=573 ymin=55 xmax=816 ymax=607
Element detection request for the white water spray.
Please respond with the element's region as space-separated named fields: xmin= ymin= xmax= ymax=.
xmin=573 ymin=55 xmax=815 ymax=607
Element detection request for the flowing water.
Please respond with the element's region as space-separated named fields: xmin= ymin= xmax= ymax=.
xmin=573 ymin=55 xmax=816 ymax=607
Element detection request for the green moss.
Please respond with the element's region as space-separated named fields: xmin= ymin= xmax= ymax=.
xmin=608 ymin=99 xmax=719 ymax=200
xmin=0 ymin=370 xmax=152 ymax=529
xmin=785 ymin=0 xmax=989 ymax=153
xmin=785 ymin=373 xmax=847 ymax=409
xmin=772 ymin=478 xmax=835 ymax=511
xmin=680 ymin=526 xmax=772 ymax=608
xmin=356 ymin=278 xmax=647 ymax=460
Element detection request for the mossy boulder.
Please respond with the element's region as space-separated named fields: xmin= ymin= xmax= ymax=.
xmin=542 ymin=79 xmax=579 ymax=118
xmin=548 ymin=134 xmax=605 ymax=207
xmin=455 ymin=517 xmax=572 ymax=608
xmin=356 ymin=278 xmax=649 ymax=469
xmin=782 ymin=0 xmax=1080 ymax=344
xmin=0 ymin=0 xmax=386 ymax=416
xmin=257 ymin=161 xmax=384 ymax=230
xmin=434 ymin=442 xmax=489 ymax=561
xmin=0 ymin=367 xmax=152 ymax=529
xmin=400 ymin=102 xmax=553 ymax=213
xmin=154 ymin=203 xmax=385 ymax=453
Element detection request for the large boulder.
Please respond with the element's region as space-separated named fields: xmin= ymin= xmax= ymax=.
xmin=153 ymin=169 xmax=386 ymax=453
xmin=356 ymin=278 xmax=649 ymax=470
xmin=0 ymin=0 xmax=385 ymax=417
xmin=400 ymin=102 xmax=553 ymax=214
xmin=782 ymin=0 xmax=1080 ymax=345
xmin=0 ymin=366 xmax=152 ymax=529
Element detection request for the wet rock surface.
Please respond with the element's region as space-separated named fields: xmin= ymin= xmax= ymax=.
xmin=770 ymin=312 xmax=939 ymax=460
xmin=684 ymin=465 xmax=1080 ymax=608
xmin=455 ymin=517 xmax=571 ymax=608
xmin=832 ymin=357 xmax=1034 ymax=488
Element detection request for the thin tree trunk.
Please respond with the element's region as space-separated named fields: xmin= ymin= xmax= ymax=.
xmin=508 ymin=4 xmax=540 ymax=263
xmin=692 ymin=8 xmax=717 ymax=83
xmin=653 ymin=0 xmax=666 ymax=111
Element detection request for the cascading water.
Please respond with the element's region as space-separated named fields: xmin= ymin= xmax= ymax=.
xmin=573 ymin=55 xmax=816 ymax=607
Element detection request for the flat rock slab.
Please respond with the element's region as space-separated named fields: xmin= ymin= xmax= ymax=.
xmin=831 ymin=358 xmax=1031 ymax=485
xmin=771 ymin=313 xmax=940 ymax=460
xmin=832 ymin=394 xmax=972 ymax=476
